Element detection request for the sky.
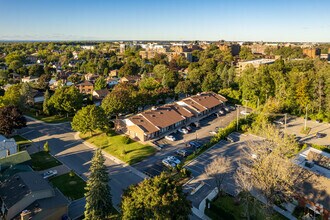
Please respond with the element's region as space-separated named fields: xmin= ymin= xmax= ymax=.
xmin=0 ymin=0 xmax=329 ymax=42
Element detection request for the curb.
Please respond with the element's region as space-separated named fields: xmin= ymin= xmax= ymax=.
xmin=24 ymin=115 xmax=71 ymax=126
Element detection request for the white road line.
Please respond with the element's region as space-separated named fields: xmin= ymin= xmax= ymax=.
xmin=63 ymin=140 xmax=82 ymax=148
xmin=20 ymin=130 xmax=34 ymax=136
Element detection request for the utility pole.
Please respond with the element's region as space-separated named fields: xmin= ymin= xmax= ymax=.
xmin=304 ymin=105 xmax=308 ymax=131
xmin=236 ymin=105 xmax=240 ymax=131
xmin=244 ymin=100 xmax=249 ymax=119
xmin=284 ymin=113 xmax=287 ymax=131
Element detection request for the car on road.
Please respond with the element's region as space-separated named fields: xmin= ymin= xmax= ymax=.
xmin=43 ymin=170 xmax=58 ymax=179
xmin=162 ymin=159 xmax=176 ymax=168
xmin=240 ymin=110 xmax=249 ymax=115
xmin=167 ymin=156 xmax=181 ymax=165
xmin=176 ymin=149 xmax=189 ymax=157
xmin=178 ymin=128 xmax=189 ymax=134
xmin=165 ymin=135 xmax=176 ymax=141
xmin=226 ymin=136 xmax=235 ymax=142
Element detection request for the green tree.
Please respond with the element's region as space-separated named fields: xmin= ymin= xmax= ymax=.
xmin=43 ymin=90 xmax=50 ymax=115
xmin=239 ymin=47 xmax=254 ymax=60
xmin=121 ymin=173 xmax=192 ymax=220
xmin=94 ymin=76 xmax=107 ymax=90
xmin=139 ymin=77 xmax=161 ymax=91
xmin=1 ymin=84 xmax=21 ymax=107
xmin=0 ymin=106 xmax=26 ymax=137
xmin=71 ymin=105 xmax=107 ymax=135
xmin=84 ymin=149 xmax=113 ymax=220
xmin=43 ymin=141 xmax=50 ymax=153
xmin=202 ymin=73 xmax=221 ymax=92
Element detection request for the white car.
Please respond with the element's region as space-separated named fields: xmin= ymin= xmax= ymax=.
xmin=162 ymin=159 xmax=176 ymax=168
xmin=240 ymin=110 xmax=250 ymax=115
xmin=185 ymin=126 xmax=192 ymax=131
xmin=167 ymin=156 xmax=181 ymax=165
xmin=43 ymin=170 xmax=58 ymax=179
xmin=165 ymin=135 xmax=176 ymax=141
xmin=178 ymin=128 xmax=189 ymax=134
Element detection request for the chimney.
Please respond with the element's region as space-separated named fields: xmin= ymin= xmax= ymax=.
xmin=6 ymin=149 xmax=10 ymax=157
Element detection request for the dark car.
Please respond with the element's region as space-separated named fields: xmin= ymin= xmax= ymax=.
xmin=189 ymin=141 xmax=203 ymax=150
xmin=316 ymin=132 xmax=326 ymax=138
xmin=176 ymin=149 xmax=188 ymax=157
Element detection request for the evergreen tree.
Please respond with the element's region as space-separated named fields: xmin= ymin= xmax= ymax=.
xmin=43 ymin=90 xmax=50 ymax=115
xmin=84 ymin=149 xmax=113 ymax=220
xmin=43 ymin=141 xmax=50 ymax=153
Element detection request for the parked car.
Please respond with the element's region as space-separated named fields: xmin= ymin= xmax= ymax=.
xmin=189 ymin=141 xmax=203 ymax=149
xmin=316 ymin=132 xmax=326 ymax=138
xmin=167 ymin=156 xmax=181 ymax=165
xmin=162 ymin=159 xmax=176 ymax=168
xmin=219 ymin=109 xmax=225 ymax=115
xmin=178 ymin=128 xmax=189 ymax=134
xmin=209 ymin=130 xmax=217 ymax=135
xmin=43 ymin=170 xmax=58 ymax=179
xmin=176 ymin=149 xmax=188 ymax=157
xmin=185 ymin=126 xmax=192 ymax=131
xmin=165 ymin=135 xmax=176 ymax=141
xmin=226 ymin=136 xmax=235 ymax=142
xmin=229 ymin=105 xmax=236 ymax=111
xmin=240 ymin=110 xmax=249 ymax=115
xmin=224 ymin=107 xmax=230 ymax=112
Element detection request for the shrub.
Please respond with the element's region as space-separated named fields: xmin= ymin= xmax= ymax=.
xmin=69 ymin=170 xmax=75 ymax=178
xmin=43 ymin=141 xmax=50 ymax=153
xmin=121 ymin=135 xmax=131 ymax=144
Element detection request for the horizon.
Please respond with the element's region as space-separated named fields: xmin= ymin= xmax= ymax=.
xmin=1 ymin=0 xmax=330 ymax=42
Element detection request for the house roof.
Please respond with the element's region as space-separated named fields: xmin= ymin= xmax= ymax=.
xmin=93 ymin=89 xmax=109 ymax=99
xmin=0 ymin=151 xmax=31 ymax=169
xmin=0 ymin=136 xmax=17 ymax=152
xmin=77 ymin=80 xmax=93 ymax=86
xmin=0 ymin=171 xmax=54 ymax=209
xmin=129 ymin=115 xmax=159 ymax=134
xmin=188 ymin=92 xmax=227 ymax=109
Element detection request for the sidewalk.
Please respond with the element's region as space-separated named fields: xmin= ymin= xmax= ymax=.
xmin=74 ymin=132 xmax=148 ymax=179
xmin=24 ymin=115 xmax=70 ymax=126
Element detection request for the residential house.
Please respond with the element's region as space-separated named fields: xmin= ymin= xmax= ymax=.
xmin=0 ymin=151 xmax=31 ymax=171
xmin=32 ymin=90 xmax=45 ymax=104
xmin=119 ymin=75 xmax=141 ymax=84
xmin=76 ymin=80 xmax=94 ymax=94
xmin=21 ymin=76 xmax=39 ymax=83
xmin=107 ymin=77 xmax=119 ymax=87
xmin=84 ymin=73 xmax=98 ymax=82
xmin=109 ymin=69 xmax=119 ymax=77
xmin=93 ymin=89 xmax=109 ymax=106
xmin=120 ymin=92 xmax=227 ymax=142
xmin=0 ymin=135 xmax=18 ymax=159
xmin=0 ymin=171 xmax=69 ymax=220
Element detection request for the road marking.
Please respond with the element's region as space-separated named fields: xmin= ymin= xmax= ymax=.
xmin=63 ymin=140 xmax=82 ymax=148
xmin=20 ymin=130 xmax=35 ymax=136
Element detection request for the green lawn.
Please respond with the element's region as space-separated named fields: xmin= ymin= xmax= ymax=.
xmin=205 ymin=194 xmax=287 ymax=220
xmin=25 ymin=111 xmax=72 ymax=123
xmin=81 ymin=132 xmax=156 ymax=165
xmin=12 ymin=135 xmax=32 ymax=150
xmin=50 ymin=173 xmax=86 ymax=200
xmin=30 ymin=151 xmax=62 ymax=171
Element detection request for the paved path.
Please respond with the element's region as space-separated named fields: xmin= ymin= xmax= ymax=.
xmin=18 ymin=117 xmax=145 ymax=210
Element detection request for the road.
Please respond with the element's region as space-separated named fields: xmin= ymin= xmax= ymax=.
xmin=132 ymin=109 xmax=238 ymax=177
xmin=17 ymin=117 xmax=144 ymax=209
xmin=183 ymin=133 xmax=263 ymax=208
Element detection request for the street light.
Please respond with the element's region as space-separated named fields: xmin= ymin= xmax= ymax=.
xmin=235 ymin=104 xmax=241 ymax=131
xmin=304 ymin=104 xmax=309 ymax=131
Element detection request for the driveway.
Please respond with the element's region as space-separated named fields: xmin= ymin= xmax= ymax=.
xmin=132 ymin=109 xmax=238 ymax=177
xmin=18 ymin=117 xmax=144 ymax=209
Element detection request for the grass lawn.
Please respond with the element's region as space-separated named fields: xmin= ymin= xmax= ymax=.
xmin=50 ymin=173 xmax=86 ymax=200
xmin=12 ymin=135 xmax=32 ymax=150
xmin=25 ymin=111 xmax=72 ymax=123
xmin=205 ymin=194 xmax=287 ymax=220
xmin=81 ymin=131 xmax=156 ymax=165
xmin=30 ymin=151 xmax=62 ymax=171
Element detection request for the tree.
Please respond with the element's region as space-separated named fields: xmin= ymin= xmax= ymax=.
xmin=139 ymin=77 xmax=161 ymax=91
xmin=71 ymin=105 xmax=107 ymax=135
xmin=202 ymin=72 xmax=221 ymax=92
xmin=121 ymin=173 xmax=192 ymax=219
xmin=94 ymin=76 xmax=107 ymax=90
xmin=1 ymin=84 xmax=21 ymax=107
xmin=84 ymin=149 xmax=113 ymax=220
xmin=236 ymin=125 xmax=312 ymax=208
xmin=205 ymin=157 xmax=231 ymax=195
xmin=43 ymin=90 xmax=50 ymax=115
xmin=239 ymin=47 xmax=254 ymax=60
xmin=0 ymin=106 xmax=26 ymax=136
xmin=19 ymin=83 xmax=34 ymax=108
xmin=28 ymin=64 xmax=44 ymax=77
xmin=43 ymin=141 xmax=50 ymax=153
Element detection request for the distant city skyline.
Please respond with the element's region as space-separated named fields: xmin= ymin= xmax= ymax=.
xmin=1 ymin=0 xmax=330 ymax=42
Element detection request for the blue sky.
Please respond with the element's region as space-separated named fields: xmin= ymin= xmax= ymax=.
xmin=0 ymin=0 xmax=329 ymax=42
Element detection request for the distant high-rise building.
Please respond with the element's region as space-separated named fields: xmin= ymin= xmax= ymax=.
xmin=303 ymin=48 xmax=321 ymax=59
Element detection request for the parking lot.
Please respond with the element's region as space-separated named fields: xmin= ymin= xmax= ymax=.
xmin=132 ymin=107 xmax=239 ymax=177
xmin=276 ymin=116 xmax=330 ymax=146
xmin=183 ymin=133 xmax=263 ymax=207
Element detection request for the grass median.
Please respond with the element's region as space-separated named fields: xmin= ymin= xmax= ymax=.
xmin=25 ymin=110 xmax=72 ymax=123
xmin=81 ymin=131 xmax=156 ymax=165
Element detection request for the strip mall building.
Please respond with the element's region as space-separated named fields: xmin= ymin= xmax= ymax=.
xmin=119 ymin=92 xmax=227 ymax=142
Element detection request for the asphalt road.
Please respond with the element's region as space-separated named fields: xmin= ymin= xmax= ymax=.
xmin=17 ymin=118 xmax=144 ymax=209
xmin=132 ymin=110 xmax=238 ymax=176
xmin=183 ymin=133 xmax=263 ymax=208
